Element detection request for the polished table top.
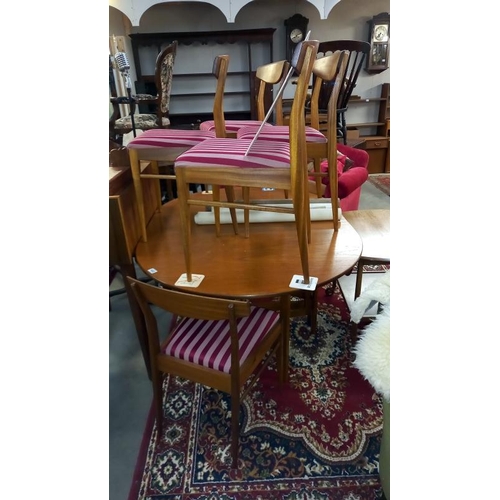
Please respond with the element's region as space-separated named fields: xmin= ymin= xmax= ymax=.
xmin=343 ymin=209 xmax=390 ymax=262
xmin=134 ymin=192 xmax=363 ymax=299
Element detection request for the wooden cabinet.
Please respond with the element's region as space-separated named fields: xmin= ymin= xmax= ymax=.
xmin=347 ymin=83 xmax=390 ymax=173
xmin=129 ymin=29 xmax=275 ymax=127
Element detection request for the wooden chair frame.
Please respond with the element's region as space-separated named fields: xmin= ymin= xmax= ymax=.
xmin=128 ymin=55 xmax=230 ymax=242
xmin=128 ymin=277 xmax=290 ymax=468
xmin=110 ymin=41 xmax=178 ymax=142
xmin=175 ymin=41 xmax=323 ymax=285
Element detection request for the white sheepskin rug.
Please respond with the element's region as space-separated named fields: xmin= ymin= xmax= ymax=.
xmin=352 ymin=304 xmax=390 ymax=401
xmin=350 ymin=270 xmax=390 ymax=401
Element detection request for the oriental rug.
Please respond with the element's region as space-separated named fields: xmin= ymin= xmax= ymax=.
xmin=128 ymin=285 xmax=384 ymax=500
xmin=367 ymin=174 xmax=390 ymax=197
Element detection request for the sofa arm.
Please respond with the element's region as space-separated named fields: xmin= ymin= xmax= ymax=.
xmin=321 ymin=165 xmax=369 ymax=198
xmin=337 ymin=167 xmax=369 ymax=198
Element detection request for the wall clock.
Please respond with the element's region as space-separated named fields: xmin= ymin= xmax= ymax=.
xmin=366 ymin=12 xmax=390 ymax=73
xmin=284 ymin=14 xmax=309 ymax=62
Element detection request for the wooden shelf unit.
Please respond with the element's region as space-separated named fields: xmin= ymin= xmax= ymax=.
xmin=129 ymin=29 xmax=275 ymax=127
xmin=347 ymin=83 xmax=390 ymax=174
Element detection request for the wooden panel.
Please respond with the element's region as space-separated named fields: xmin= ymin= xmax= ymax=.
xmin=109 ymin=163 xmax=158 ymax=266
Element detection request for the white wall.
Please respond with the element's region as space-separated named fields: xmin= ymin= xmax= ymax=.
xmin=109 ymin=0 xmax=390 ymax=122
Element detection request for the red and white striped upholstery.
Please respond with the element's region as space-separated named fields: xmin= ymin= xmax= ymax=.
xmin=199 ymin=119 xmax=274 ymax=133
xmin=237 ymin=125 xmax=327 ymax=143
xmin=164 ymin=306 xmax=279 ymax=373
xmin=174 ymin=138 xmax=291 ymax=169
xmin=127 ymin=128 xmax=216 ymax=149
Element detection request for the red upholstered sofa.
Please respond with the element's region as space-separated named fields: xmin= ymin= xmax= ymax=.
xmin=313 ymin=144 xmax=369 ymax=212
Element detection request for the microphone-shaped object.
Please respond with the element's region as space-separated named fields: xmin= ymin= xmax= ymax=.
xmin=114 ymin=50 xmax=136 ymax=136
xmin=114 ymin=51 xmax=132 ymax=89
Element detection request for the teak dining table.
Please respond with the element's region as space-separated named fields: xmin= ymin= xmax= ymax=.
xmin=132 ymin=191 xmax=363 ymax=374
xmin=135 ymin=192 xmax=363 ymax=298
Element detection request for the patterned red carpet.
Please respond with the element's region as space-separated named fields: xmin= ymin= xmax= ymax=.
xmin=128 ymin=284 xmax=384 ymax=500
xmin=368 ymin=174 xmax=390 ymax=197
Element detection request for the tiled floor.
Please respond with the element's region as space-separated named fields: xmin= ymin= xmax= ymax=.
xmin=109 ymin=178 xmax=390 ymax=500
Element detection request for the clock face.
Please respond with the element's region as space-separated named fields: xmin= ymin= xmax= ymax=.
xmin=290 ymin=28 xmax=304 ymax=44
xmin=373 ymin=24 xmax=389 ymax=42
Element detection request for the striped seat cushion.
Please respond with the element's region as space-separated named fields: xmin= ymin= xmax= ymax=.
xmin=199 ymin=120 xmax=274 ymax=133
xmin=237 ymin=125 xmax=327 ymax=143
xmin=174 ymin=138 xmax=291 ymax=169
xmin=164 ymin=306 xmax=279 ymax=373
xmin=127 ymin=129 xmax=216 ymax=149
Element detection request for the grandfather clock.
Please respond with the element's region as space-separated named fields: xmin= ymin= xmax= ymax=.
xmin=366 ymin=12 xmax=390 ymax=73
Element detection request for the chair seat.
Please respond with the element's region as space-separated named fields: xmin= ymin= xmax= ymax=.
xmin=114 ymin=115 xmax=170 ymax=130
xmin=165 ymin=306 xmax=279 ymax=373
xmin=174 ymin=138 xmax=291 ymax=169
xmin=200 ymin=120 xmax=274 ymax=133
xmin=237 ymin=125 xmax=326 ymax=143
xmin=127 ymin=128 xmax=216 ymax=149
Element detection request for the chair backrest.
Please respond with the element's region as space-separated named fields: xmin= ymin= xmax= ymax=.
xmin=288 ymin=40 xmax=320 ymax=200
xmin=309 ymin=50 xmax=350 ymax=131
xmin=316 ymin=40 xmax=370 ymax=112
xmin=154 ymin=40 xmax=178 ymax=120
xmin=323 ymin=51 xmax=349 ymax=204
xmin=211 ymin=54 xmax=230 ymax=138
xmin=128 ymin=278 xmax=252 ymax=356
xmin=255 ymin=59 xmax=291 ymax=124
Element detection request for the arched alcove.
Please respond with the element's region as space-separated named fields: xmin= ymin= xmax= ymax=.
xmin=109 ymin=0 xmax=342 ymax=26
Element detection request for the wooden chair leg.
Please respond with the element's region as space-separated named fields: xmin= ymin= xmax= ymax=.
xmin=281 ymin=294 xmax=291 ymax=383
xmin=230 ymin=386 xmax=240 ymax=468
xmin=176 ymin=168 xmax=194 ymax=282
xmin=153 ymin=370 xmax=163 ymax=439
xmin=224 ymin=186 xmax=239 ymax=235
xmin=243 ymin=187 xmax=250 ymax=238
xmin=313 ymin=157 xmax=323 ymax=197
xmin=212 ymin=185 xmax=221 ymax=237
xmin=129 ymin=148 xmax=148 ymax=242
xmin=293 ymin=184 xmax=310 ymax=284
xmin=150 ymin=160 xmax=162 ymax=212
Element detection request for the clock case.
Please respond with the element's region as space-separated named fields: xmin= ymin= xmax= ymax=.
xmin=366 ymin=12 xmax=390 ymax=74
xmin=284 ymin=14 xmax=309 ymax=62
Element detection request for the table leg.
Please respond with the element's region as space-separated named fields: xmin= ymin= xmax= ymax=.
xmin=354 ymin=259 xmax=365 ymax=299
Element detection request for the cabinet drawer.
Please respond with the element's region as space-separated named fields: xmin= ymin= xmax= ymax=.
xmin=364 ymin=138 xmax=389 ymax=149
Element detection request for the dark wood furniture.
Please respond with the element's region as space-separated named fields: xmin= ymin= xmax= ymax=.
xmin=128 ymin=28 xmax=275 ymax=127
xmin=347 ymin=83 xmax=390 ymax=174
xmin=313 ymin=40 xmax=371 ymax=145
xmin=109 ymin=162 xmax=158 ymax=379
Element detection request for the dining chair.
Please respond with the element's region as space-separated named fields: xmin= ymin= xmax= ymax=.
xmin=174 ymin=40 xmax=322 ymax=285
xmin=109 ymin=41 xmax=178 ymax=143
xmin=127 ymin=277 xmax=290 ymax=468
xmin=236 ymin=50 xmax=349 ymax=198
xmin=126 ymin=54 xmax=231 ymax=242
xmin=199 ymin=59 xmax=291 ymax=135
xmin=309 ymin=40 xmax=370 ymax=144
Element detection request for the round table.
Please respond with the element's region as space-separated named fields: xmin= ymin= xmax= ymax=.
xmin=134 ymin=193 xmax=363 ymax=300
